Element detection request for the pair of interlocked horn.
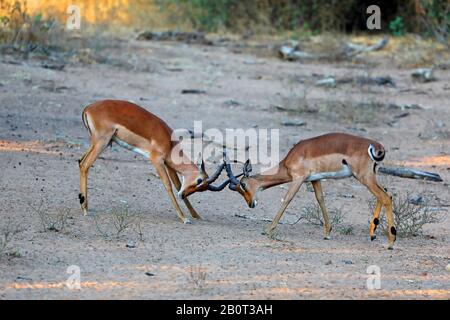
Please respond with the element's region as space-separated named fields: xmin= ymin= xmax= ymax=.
xmin=206 ymin=151 xmax=251 ymax=191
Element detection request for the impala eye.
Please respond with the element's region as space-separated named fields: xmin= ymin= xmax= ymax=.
xmin=196 ymin=178 xmax=203 ymax=185
xmin=241 ymin=182 xmax=247 ymax=191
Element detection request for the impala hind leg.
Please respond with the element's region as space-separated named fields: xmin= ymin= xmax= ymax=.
xmin=152 ymin=160 xmax=190 ymax=224
xmin=369 ymin=200 xmax=382 ymax=241
xmin=79 ymin=134 xmax=113 ymax=215
xmin=311 ymin=180 xmax=332 ymax=240
xmin=266 ymin=178 xmax=305 ymax=236
xmin=166 ymin=166 xmax=201 ymax=219
xmin=358 ymin=175 xmax=396 ymax=249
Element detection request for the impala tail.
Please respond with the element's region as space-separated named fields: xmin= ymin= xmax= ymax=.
xmin=368 ymin=143 xmax=385 ymax=162
xmin=81 ymin=107 xmax=92 ymax=135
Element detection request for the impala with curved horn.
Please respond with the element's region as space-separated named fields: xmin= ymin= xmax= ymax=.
xmin=224 ymin=132 xmax=443 ymax=250
xmin=79 ymin=100 xmax=225 ymax=223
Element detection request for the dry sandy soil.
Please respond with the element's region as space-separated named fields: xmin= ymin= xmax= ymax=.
xmin=0 ymin=35 xmax=449 ymax=299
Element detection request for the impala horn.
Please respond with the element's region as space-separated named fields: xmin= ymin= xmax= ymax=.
xmin=207 ymin=150 xmax=243 ymax=191
xmin=206 ymin=150 xmax=231 ymax=191
xmin=223 ymin=151 xmax=246 ymax=191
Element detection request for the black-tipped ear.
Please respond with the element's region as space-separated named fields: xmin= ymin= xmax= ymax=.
xmin=197 ymin=153 xmax=205 ymax=172
xmin=243 ymin=159 xmax=252 ymax=177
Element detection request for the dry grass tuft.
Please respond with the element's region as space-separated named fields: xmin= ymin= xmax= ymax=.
xmin=187 ymin=265 xmax=208 ymax=291
xmin=0 ymin=217 xmax=24 ymax=258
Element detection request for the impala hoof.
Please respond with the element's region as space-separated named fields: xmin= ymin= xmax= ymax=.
xmin=387 ymin=245 xmax=394 ymax=250
xmin=82 ymin=208 xmax=88 ymax=216
xmin=183 ymin=218 xmax=192 ymax=224
xmin=370 ymin=235 xmax=377 ymax=241
xmin=324 ymin=236 xmax=331 ymax=240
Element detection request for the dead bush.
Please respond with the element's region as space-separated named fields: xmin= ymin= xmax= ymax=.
xmin=187 ymin=265 xmax=208 ymax=291
xmin=28 ymin=198 xmax=72 ymax=233
xmin=0 ymin=218 xmax=24 ymax=258
xmin=301 ymin=202 xmax=344 ymax=227
xmin=92 ymin=205 xmax=144 ymax=240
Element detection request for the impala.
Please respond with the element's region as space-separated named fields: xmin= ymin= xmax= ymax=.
xmin=224 ymin=132 xmax=406 ymax=249
xmin=78 ymin=100 xmax=225 ymax=223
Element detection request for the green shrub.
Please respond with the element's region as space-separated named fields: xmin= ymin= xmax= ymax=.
xmin=389 ymin=16 xmax=405 ymax=36
xmin=156 ymin=0 xmax=234 ymax=32
xmin=420 ymin=0 xmax=450 ymax=45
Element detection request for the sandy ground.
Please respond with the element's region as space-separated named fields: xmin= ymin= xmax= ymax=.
xmin=0 ymin=37 xmax=449 ymax=299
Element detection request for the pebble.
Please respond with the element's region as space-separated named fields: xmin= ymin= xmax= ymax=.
xmin=126 ymin=241 xmax=136 ymax=249
xmin=281 ymin=119 xmax=306 ymax=127
xmin=408 ymin=195 xmax=424 ymax=205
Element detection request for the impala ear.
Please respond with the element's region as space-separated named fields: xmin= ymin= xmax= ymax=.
xmin=243 ymin=159 xmax=252 ymax=177
xmin=197 ymin=153 xmax=205 ymax=172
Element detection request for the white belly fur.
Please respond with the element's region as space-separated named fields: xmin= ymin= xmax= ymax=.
xmin=306 ymin=164 xmax=352 ymax=181
xmin=112 ymin=136 xmax=150 ymax=159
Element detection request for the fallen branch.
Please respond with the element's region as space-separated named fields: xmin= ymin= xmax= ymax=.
xmin=378 ymin=166 xmax=443 ymax=182
xmin=343 ymin=37 xmax=389 ymax=57
xmin=181 ymin=89 xmax=206 ymax=94
xmin=137 ymin=31 xmax=212 ymax=45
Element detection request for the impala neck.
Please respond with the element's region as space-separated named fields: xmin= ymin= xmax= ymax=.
xmin=164 ymin=143 xmax=201 ymax=176
xmin=250 ymin=160 xmax=291 ymax=191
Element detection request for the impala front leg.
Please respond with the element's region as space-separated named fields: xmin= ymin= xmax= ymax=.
xmin=152 ymin=160 xmax=190 ymax=224
xmin=166 ymin=166 xmax=201 ymax=219
xmin=311 ymin=180 xmax=332 ymax=240
xmin=266 ymin=178 xmax=305 ymax=236
xmin=79 ymin=133 xmax=114 ymax=215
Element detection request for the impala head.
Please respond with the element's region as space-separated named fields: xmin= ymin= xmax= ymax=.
xmin=178 ymin=156 xmax=226 ymax=199
xmin=224 ymin=157 xmax=259 ymax=208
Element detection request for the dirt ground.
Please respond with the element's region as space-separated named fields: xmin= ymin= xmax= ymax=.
xmin=0 ymin=36 xmax=449 ymax=299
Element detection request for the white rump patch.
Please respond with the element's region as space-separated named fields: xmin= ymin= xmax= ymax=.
xmin=368 ymin=144 xmax=376 ymax=162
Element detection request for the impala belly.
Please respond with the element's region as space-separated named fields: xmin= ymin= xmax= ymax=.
xmin=112 ymin=136 xmax=150 ymax=158
xmin=301 ymin=153 xmax=348 ymax=172
xmin=113 ymin=125 xmax=153 ymax=159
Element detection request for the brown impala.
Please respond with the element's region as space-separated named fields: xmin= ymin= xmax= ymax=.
xmin=78 ymin=100 xmax=225 ymax=223
xmin=223 ymin=132 xmax=441 ymax=250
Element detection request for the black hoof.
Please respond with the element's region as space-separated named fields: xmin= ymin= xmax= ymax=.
xmin=370 ymin=235 xmax=376 ymax=241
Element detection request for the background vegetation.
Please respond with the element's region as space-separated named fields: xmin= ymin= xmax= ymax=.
xmin=1 ymin=1 xmax=448 ymax=37
xmin=156 ymin=0 xmax=448 ymax=41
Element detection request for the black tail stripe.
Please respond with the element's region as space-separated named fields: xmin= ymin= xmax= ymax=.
xmin=370 ymin=147 xmax=385 ymax=162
